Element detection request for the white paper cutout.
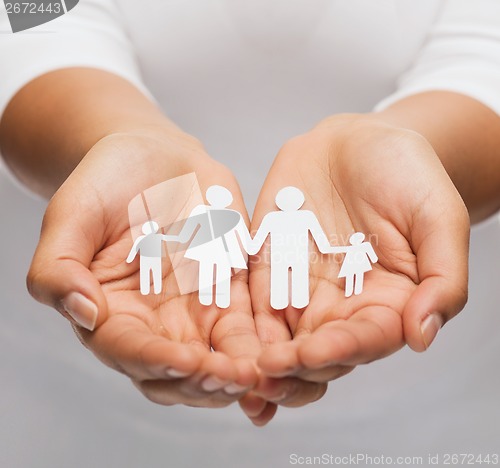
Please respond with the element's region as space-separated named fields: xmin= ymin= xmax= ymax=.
xmin=126 ymin=221 xmax=176 ymax=295
xmin=126 ymin=183 xmax=378 ymax=307
xmin=324 ymin=232 xmax=378 ymax=297
xmin=171 ymin=185 xmax=252 ymax=308
xmin=248 ymin=186 xmax=332 ymax=309
xmin=127 ymin=173 xmax=206 ymax=296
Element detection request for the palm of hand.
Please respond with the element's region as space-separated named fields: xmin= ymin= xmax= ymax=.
xmin=33 ymin=122 xmax=467 ymax=419
xmin=252 ymin=120 xmax=468 ymax=382
xmin=87 ymin=231 xmax=256 ymax=406
xmin=57 ymin=134 xmax=260 ymax=406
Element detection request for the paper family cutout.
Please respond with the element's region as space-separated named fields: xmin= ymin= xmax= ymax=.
xmin=127 ymin=185 xmax=378 ymax=309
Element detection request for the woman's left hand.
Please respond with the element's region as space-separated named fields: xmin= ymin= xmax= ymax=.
xmin=246 ymin=115 xmax=469 ymax=402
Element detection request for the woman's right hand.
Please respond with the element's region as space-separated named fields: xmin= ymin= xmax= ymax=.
xmin=27 ymin=129 xmax=262 ymax=408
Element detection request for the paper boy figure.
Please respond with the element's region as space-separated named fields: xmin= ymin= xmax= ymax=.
xmin=126 ymin=221 xmax=176 ymax=295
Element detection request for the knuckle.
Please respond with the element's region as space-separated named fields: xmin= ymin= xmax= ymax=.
xmin=441 ymin=282 xmax=469 ymax=325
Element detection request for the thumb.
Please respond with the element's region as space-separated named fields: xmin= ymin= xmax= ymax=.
xmin=27 ymin=201 xmax=108 ymax=331
xmin=403 ymin=196 xmax=470 ymax=352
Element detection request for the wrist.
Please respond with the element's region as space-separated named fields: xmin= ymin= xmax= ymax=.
xmin=79 ymin=127 xmax=213 ymax=179
xmin=0 ymin=68 xmax=211 ymax=196
xmin=309 ymin=111 xmax=468 ymax=221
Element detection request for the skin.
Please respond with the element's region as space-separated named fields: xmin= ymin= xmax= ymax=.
xmin=1 ymin=68 xmax=499 ymax=425
xmin=250 ymin=118 xmax=468 ymax=382
xmin=0 ymin=68 xmax=327 ymax=424
xmin=246 ymin=96 xmax=500 ymax=417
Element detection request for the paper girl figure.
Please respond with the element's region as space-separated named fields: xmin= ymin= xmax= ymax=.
xmin=334 ymin=232 xmax=378 ymax=297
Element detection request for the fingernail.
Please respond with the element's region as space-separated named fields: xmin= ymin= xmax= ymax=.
xmin=165 ymin=368 xmax=192 ymax=378
xmin=224 ymin=383 xmax=250 ymax=395
xmin=62 ymin=292 xmax=98 ymax=331
xmin=270 ymin=391 xmax=289 ymax=403
xmin=201 ymin=376 xmax=228 ymax=392
xmin=420 ymin=313 xmax=443 ymax=349
xmin=270 ymin=380 xmax=299 ymax=403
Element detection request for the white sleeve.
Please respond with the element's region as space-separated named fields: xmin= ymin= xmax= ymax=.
xmin=0 ymin=0 xmax=148 ymax=119
xmin=375 ymin=0 xmax=500 ymax=116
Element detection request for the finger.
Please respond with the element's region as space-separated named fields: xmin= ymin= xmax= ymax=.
xmin=211 ymin=280 xmax=261 ymax=391
xmin=80 ymin=315 xmax=203 ymax=380
xmin=259 ymin=338 xmax=355 ymax=382
xmin=404 ymin=195 xmax=469 ymax=351
xmin=197 ymin=350 xmax=240 ymax=392
xmin=133 ymin=379 xmax=238 ymax=408
xmin=27 ymin=198 xmax=108 ymax=331
xmin=201 ymin=171 xmax=262 ymax=391
xmin=239 ymin=395 xmax=278 ymax=427
xmin=133 ymin=351 xmax=243 ymax=408
xmin=238 ymin=392 xmax=268 ymax=418
xmin=296 ymin=306 xmax=404 ymax=368
xmin=249 ymin=157 xmax=303 ymax=347
xmin=212 ymin=294 xmax=260 ymax=361
xmin=252 ymin=298 xmax=294 ymax=347
xmin=291 ymin=364 xmax=355 ymax=383
xmin=249 ymin=402 xmax=278 ymax=427
xmin=252 ymin=376 xmax=327 ymax=408
xmin=249 ymin=261 xmax=295 ymax=349
xmin=257 ymin=340 xmax=303 ymax=377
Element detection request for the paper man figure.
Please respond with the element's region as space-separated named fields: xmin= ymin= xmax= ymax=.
xmin=173 ymin=185 xmax=252 ymax=309
xmin=126 ymin=221 xmax=176 ymax=295
xmin=327 ymin=232 xmax=378 ymax=297
xmin=248 ymin=186 xmax=332 ymax=310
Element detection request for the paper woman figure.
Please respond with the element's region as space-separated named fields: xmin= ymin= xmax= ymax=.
xmin=174 ymin=185 xmax=252 ymax=308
